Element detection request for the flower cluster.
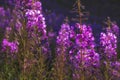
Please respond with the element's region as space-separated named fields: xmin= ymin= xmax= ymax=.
xmin=73 ymin=49 xmax=99 ymax=68
xmin=24 ymin=1 xmax=48 ymax=57
xmin=56 ymin=23 xmax=71 ymax=55
xmin=57 ymin=23 xmax=71 ymax=47
xmin=75 ymin=24 xmax=95 ymax=49
xmin=25 ymin=1 xmax=46 ymax=37
xmin=2 ymin=39 xmax=18 ymax=53
xmin=54 ymin=23 xmax=72 ymax=80
xmin=100 ymin=32 xmax=117 ymax=60
xmin=70 ymin=24 xmax=99 ymax=68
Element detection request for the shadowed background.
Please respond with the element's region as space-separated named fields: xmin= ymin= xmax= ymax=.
xmin=0 ymin=0 xmax=120 ymax=25
xmin=41 ymin=0 xmax=120 ymax=25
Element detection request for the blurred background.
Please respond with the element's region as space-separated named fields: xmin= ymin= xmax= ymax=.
xmin=40 ymin=0 xmax=120 ymax=22
xmin=40 ymin=0 xmax=120 ymax=25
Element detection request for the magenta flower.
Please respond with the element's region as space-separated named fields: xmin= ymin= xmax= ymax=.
xmin=74 ymin=49 xmax=99 ymax=67
xmin=56 ymin=23 xmax=72 ymax=56
xmin=75 ymin=24 xmax=95 ymax=49
xmin=2 ymin=39 xmax=18 ymax=53
xmin=25 ymin=1 xmax=46 ymax=38
xmin=100 ymin=32 xmax=117 ymax=60
xmin=111 ymin=23 xmax=119 ymax=37
xmin=70 ymin=24 xmax=99 ymax=68
xmin=56 ymin=23 xmax=71 ymax=47
xmin=0 ymin=7 xmax=5 ymax=16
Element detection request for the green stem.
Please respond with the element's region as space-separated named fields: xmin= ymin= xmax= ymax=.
xmin=105 ymin=60 xmax=110 ymax=80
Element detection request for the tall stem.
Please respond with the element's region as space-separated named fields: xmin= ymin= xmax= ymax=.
xmin=77 ymin=0 xmax=82 ymax=24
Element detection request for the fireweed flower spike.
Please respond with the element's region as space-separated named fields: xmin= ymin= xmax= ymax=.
xmin=20 ymin=1 xmax=48 ymax=79
xmin=25 ymin=0 xmax=48 ymax=55
xmin=69 ymin=23 xmax=100 ymax=80
xmin=56 ymin=23 xmax=74 ymax=56
xmin=25 ymin=1 xmax=47 ymax=39
xmin=75 ymin=24 xmax=99 ymax=67
xmin=100 ymin=32 xmax=117 ymax=60
xmin=53 ymin=23 xmax=71 ymax=80
xmin=56 ymin=23 xmax=71 ymax=51
xmin=100 ymin=30 xmax=118 ymax=80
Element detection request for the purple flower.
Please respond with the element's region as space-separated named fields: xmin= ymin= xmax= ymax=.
xmin=2 ymin=39 xmax=19 ymax=53
xmin=73 ymin=49 xmax=99 ymax=68
xmin=75 ymin=24 xmax=95 ymax=49
xmin=25 ymin=1 xmax=47 ymax=38
xmin=33 ymin=1 xmax=42 ymax=10
xmin=2 ymin=39 xmax=9 ymax=47
xmin=100 ymin=32 xmax=117 ymax=60
xmin=56 ymin=23 xmax=72 ymax=55
xmin=0 ymin=7 xmax=5 ymax=16
xmin=109 ymin=61 xmax=120 ymax=78
xmin=111 ymin=23 xmax=119 ymax=37
xmin=75 ymin=34 xmax=87 ymax=48
xmin=70 ymin=24 xmax=99 ymax=69
xmin=69 ymin=26 xmax=76 ymax=39
xmin=57 ymin=23 xmax=71 ymax=47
